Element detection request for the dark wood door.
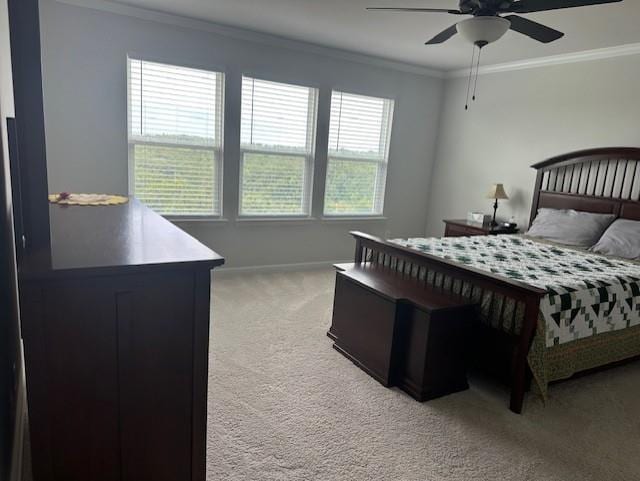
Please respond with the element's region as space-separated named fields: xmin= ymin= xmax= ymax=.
xmin=117 ymin=272 xmax=194 ymax=481
xmin=22 ymin=270 xmax=197 ymax=481
xmin=22 ymin=278 xmax=120 ymax=481
xmin=331 ymin=274 xmax=398 ymax=386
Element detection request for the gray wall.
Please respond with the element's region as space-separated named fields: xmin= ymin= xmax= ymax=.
xmin=38 ymin=0 xmax=444 ymax=268
xmin=426 ymin=55 xmax=640 ymax=236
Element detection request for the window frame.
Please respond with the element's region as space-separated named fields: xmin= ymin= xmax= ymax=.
xmin=126 ymin=56 xmax=226 ymax=220
xmin=238 ymin=75 xmax=319 ymax=219
xmin=323 ymin=90 xmax=395 ymax=218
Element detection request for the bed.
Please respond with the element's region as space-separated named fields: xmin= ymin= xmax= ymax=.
xmin=329 ymin=147 xmax=640 ymax=413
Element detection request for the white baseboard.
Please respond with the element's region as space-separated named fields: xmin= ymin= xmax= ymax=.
xmin=10 ymin=346 xmax=26 ymax=481
xmin=215 ymin=260 xmax=349 ymax=276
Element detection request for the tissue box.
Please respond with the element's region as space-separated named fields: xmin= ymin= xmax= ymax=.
xmin=467 ymin=212 xmax=491 ymax=226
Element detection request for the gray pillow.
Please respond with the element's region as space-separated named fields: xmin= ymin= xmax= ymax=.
xmin=526 ymin=208 xmax=615 ymax=247
xmin=591 ymin=219 xmax=640 ymax=260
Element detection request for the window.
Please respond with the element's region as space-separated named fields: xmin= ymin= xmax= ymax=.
xmin=239 ymin=76 xmax=317 ymax=216
xmin=324 ymin=91 xmax=394 ymax=216
xmin=128 ymin=58 xmax=224 ymax=217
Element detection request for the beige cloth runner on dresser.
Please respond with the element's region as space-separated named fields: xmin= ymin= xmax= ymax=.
xmin=48 ymin=193 xmax=128 ymax=206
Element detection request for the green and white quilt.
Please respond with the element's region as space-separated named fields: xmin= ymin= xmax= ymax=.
xmin=390 ymin=235 xmax=640 ymax=348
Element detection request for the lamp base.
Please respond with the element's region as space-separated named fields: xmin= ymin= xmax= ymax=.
xmin=491 ymin=199 xmax=499 ymax=228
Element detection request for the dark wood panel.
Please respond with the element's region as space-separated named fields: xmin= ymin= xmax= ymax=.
xmin=397 ymin=306 xmax=472 ymax=401
xmin=620 ymin=202 xmax=640 ymax=221
xmin=332 ymin=274 xmax=399 ymax=386
xmin=8 ymin=0 xmax=51 ymax=253
xmin=536 ymin=191 xmax=621 ymax=215
xmin=191 ymin=270 xmax=212 ymax=481
xmin=118 ymin=272 xmax=194 ymax=481
xmin=20 ymin=286 xmax=55 ymax=481
xmin=445 ymin=223 xmax=479 ymax=237
xmin=40 ymin=279 xmax=120 ymax=481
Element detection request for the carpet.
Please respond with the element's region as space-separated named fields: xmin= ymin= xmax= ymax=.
xmin=207 ymin=269 xmax=640 ymax=481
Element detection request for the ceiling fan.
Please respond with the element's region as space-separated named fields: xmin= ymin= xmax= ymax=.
xmin=367 ymin=0 xmax=623 ymax=46
xmin=367 ymin=0 xmax=623 ymax=109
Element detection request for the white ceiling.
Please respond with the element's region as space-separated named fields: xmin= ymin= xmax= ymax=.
xmin=111 ymin=0 xmax=640 ymax=71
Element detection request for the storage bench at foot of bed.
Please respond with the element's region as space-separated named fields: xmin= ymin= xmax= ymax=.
xmin=328 ymin=263 xmax=477 ymax=401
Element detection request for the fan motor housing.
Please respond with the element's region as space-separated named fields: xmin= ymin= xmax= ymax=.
xmin=459 ymin=0 xmax=514 ymax=15
xmin=456 ymin=16 xmax=511 ymax=44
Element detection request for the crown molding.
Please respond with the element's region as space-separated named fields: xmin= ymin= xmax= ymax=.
xmin=446 ymin=42 xmax=640 ymax=78
xmin=54 ymin=0 xmax=445 ymax=79
xmin=50 ymin=0 xmax=640 ymax=81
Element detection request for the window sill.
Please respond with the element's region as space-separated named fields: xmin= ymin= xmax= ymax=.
xmin=235 ymin=216 xmax=318 ymax=225
xmin=321 ymin=216 xmax=388 ymax=222
xmin=169 ymin=217 xmax=229 ymax=223
xmin=167 ymin=215 xmax=387 ymax=225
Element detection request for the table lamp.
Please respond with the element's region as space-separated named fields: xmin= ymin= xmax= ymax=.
xmin=486 ymin=183 xmax=508 ymax=227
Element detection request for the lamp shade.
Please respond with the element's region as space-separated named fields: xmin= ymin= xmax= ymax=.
xmin=487 ymin=183 xmax=509 ymax=200
xmin=456 ymin=17 xmax=511 ymax=45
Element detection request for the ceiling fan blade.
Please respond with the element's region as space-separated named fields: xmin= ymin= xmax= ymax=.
xmin=366 ymin=7 xmax=464 ymax=14
xmin=509 ymin=0 xmax=622 ymax=14
xmin=504 ymin=15 xmax=564 ymax=43
xmin=425 ymin=23 xmax=459 ymax=44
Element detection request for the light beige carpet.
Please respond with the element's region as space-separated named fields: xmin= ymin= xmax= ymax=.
xmin=207 ymin=269 xmax=640 ymax=481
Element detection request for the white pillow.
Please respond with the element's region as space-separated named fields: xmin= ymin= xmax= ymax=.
xmin=526 ymin=208 xmax=615 ymax=247
xmin=591 ymin=219 xmax=640 ymax=260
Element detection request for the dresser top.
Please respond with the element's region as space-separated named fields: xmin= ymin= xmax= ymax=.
xmin=20 ymin=198 xmax=224 ymax=279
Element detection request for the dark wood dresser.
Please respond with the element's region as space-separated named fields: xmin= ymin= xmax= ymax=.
xmin=19 ymin=200 xmax=224 ymax=481
xmin=443 ymin=219 xmax=519 ymax=237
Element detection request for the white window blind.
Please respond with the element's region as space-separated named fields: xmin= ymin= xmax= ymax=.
xmin=239 ymin=76 xmax=317 ymax=216
xmin=324 ymin=91 xmax=394 ymax=216
xmin=128 ymin=58 xmax=224 ymax=217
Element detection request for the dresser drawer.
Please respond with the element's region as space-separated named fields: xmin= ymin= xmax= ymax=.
xmin=444 ymin=224 xmax=484 ymax=237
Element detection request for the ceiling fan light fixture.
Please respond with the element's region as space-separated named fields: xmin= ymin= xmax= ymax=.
xmin=456 ymin=16 xmax=511 ymax=45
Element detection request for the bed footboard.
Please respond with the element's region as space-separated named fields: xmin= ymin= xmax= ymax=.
xmin=342 ymin=231 xmax=545 ymax=414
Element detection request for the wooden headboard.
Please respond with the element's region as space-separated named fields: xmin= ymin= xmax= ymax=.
xmin=530 ymin=147 xmax=640 ymax=224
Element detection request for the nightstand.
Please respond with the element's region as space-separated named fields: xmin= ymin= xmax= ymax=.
xmin=443 ymin=219 xmax=519 ymax=237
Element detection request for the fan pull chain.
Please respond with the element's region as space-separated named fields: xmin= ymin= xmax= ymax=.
xmin=472 ymin=42 xmax=485 ymax=102
xmin=464 ymin=44 xmax=476 ymax=111
xmin=464 ymin=41 xmax=488 ymax=111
